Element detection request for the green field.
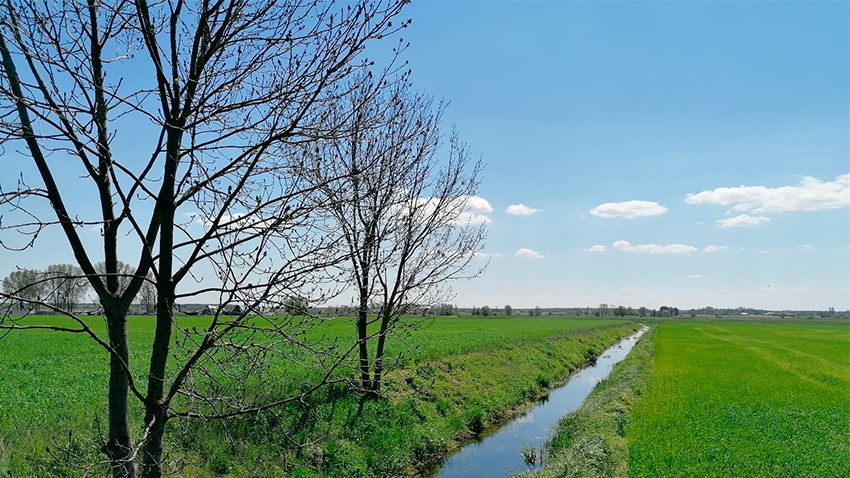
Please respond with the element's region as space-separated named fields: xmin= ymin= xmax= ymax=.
xmin=0 ymin=315 xmax=635 ymax=477
xmin=6 ymin=316 xmax=845 ymax=477
xmin=628 ymin=321 xmax=849 ymax=477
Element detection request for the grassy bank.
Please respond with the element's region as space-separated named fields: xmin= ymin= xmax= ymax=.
xmin=629 ymin=321 xmax=850 ymax=477
xmin=518 ymin=326 xmax=655 ymax=478
xmin=0 ymin=316 xmax=636 ymax=477
xmin=179 ymin=322 xmax=641 ymax=477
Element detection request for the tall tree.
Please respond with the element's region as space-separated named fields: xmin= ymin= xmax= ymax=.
xmin=0 ymin=1 xmax=407 ymax=476
xmin=305 ymin=78 xmax=487 ymax=392
xmin=1 ymin=269 xmax=43 ymax=310
xmin=44 ymin=264 xmax=89 ymax=312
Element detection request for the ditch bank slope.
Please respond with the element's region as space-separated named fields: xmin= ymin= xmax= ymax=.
xmin=182 ymin=323 xmax=641 ymax=478
xmin=517 ymin=325 xmax=655 ymax=478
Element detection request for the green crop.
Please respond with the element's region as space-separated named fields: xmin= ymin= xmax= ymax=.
xmin=629 ymin=322 xmax=850 ymax=478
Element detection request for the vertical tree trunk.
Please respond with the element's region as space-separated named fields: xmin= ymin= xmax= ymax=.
xmin=370 ymin=311 xmax=393 ymax=392
xmin=140 ymin=272 xmax=173 ymax=477
xmin=104 ymin=306 xmax=137 ymax=478
xmin=140 ymin=288 xmax=172 ymax=478
xmin=140 ymin=403 xmax=167 ymax=478
xmin=357 ymin=287 xmax=371 ymax=390
xmin=140 ymin=130 xmax=179 ymax=478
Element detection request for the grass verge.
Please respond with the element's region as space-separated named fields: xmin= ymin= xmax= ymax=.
xmin=517 ymin=326 xmax=655 ymax=478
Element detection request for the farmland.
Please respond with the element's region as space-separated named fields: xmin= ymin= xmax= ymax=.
xmin=0 ymin=315 xmax=635 ymax=477
xmin=629 ymin=321 xmax=849 ymax=478
xmin=2 ymin=316 xmax=847 ymax=477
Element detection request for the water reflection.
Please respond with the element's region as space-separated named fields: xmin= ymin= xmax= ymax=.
xmin=424 ymin=327 xmax=648 ymax=478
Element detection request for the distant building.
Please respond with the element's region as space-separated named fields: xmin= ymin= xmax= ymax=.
xmin=201 ymin=305 xmax=219 ymax=315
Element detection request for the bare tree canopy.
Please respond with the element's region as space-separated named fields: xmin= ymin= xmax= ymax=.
xmin=0 ymin=1 xmax=408 ymax=476
xmin=303 ymin=77 xmax=487 ymax=392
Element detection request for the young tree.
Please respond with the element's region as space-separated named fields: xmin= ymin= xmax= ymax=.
xmin=305 ymin=79 xmax=487 ymax=392
xmin=481 ymin=305 xmax=491 ymax=317
xmin=504 ymin=304 xmax=512 ymax=316
xmin=0 ymin=1 xmax=407 ymax=476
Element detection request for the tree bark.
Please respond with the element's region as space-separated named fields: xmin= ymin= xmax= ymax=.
xmin=357 ymin=286 xmax=371 ymax=391
xmin=370 ymin=310 xmax=393 ymax=392
xmin=103 ymin=305 xmax=137 ymax=478
xmin=140 ymin=128 xmax=180 ymax=478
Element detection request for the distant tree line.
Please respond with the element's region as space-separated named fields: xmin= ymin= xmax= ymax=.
xmin=2 ymin=262 xmax=156 ymax=313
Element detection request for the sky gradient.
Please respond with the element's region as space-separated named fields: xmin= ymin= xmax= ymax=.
xmin=1 ymin=1 xmax=848 ymax=311
xmin=396 ymin=1 xmax=849 ymax=310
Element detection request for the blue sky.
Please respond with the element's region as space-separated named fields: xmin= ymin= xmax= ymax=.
xmin=393 ymin=1 xmax=849 ymax=310
xmin=1 ymin=1 xmax=848 ymax=311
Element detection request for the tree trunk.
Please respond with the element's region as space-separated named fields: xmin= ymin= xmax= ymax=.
xmin=140 ymin=289 xmax=172 ymax=478
xmin=140 ymin=129 xmax=180 ymax=478
xmin=140 ymin=402 xmax=168 ymax=478
xmin=370 ymin=310 xmax=393 ymax=392
xmin=139 ymin=280 xmax=173 ymax=477
xmin=357 ymin=287 xmax=371 ymax=390
xmin=103 ymin=306 xmax=137 ymax=478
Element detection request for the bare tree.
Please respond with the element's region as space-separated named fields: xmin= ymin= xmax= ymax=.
xmin=0 ymin=1 xmax=407 ymax=476
xmin=136 ymin=270 xmax=156 ymax=314
xmin=96 ymin=260 xmax=156 ymax=313
xmin=44 ymin=263 xmax=89 ymax=312
xmin=304 ymin=79 xmax=487 ymax=392
xmin=94 ymin=260 xmax=136 ymax=296
xmin=1 ymin=268 xmax=43 ymax=310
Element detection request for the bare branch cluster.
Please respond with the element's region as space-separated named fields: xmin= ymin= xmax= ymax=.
xmin=299 ymin=75 xmax=488 ymax=392
xmin=1 ymin=1 xmax=413 ymax=476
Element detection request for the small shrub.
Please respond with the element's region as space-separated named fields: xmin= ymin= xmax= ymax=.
xmin=467 ymin=409 xmax=485 ymax=435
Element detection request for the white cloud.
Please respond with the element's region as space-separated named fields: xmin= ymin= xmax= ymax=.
xmin=515 ymin=248 xmax=544 ymax=259
xmin=454 ymin=211 xmax=492 ymax=225
xmin=505 ymin=204 xmax=540 ymax=216
xmin=584 ymin=244 xmax=607 ymax=253
xmin=799 ymin=244 xmax=815 ymax=251
xmin=685 ymin=274 xmax=703 ymax=279
xmin=590 ymin=200 xmax=668 ymax=219
xmin=716 ymin=214 xmax=771 ymax=228
xmin=464 ymin=196 xmax=493 ymax=213
xmin=612 ymin=240 xmax=698 ymax=254
xmin=686 ymin=174 xmax=850 ymax=213
xmin=401 ymin=194 xmax=493 ymax=225
xmin=452 ymin=195 xmax=492 ymax=225
xmin=702 ymin=245 xmax=730 ymax=253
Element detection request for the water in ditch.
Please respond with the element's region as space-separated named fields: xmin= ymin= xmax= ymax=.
xmin=423 ymin=326 xmax=648 ymax=478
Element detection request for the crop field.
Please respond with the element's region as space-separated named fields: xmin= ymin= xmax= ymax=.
xmin=628 ymin=321 xmax=850 ymax=477
xmin=0 ymin=314 xmax=632 ymax=477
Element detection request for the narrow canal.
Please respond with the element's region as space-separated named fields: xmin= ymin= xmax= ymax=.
xmin=424 ymin=326 xmax=648 ymax=478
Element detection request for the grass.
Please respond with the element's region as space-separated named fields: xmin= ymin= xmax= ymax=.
xmin=628 ymin=321 xmax=850 ymax=478
xmin=518 ymin=326 xmax=656 ymax=478
xmin=0 ymin=314 xmax=635 ymax=477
